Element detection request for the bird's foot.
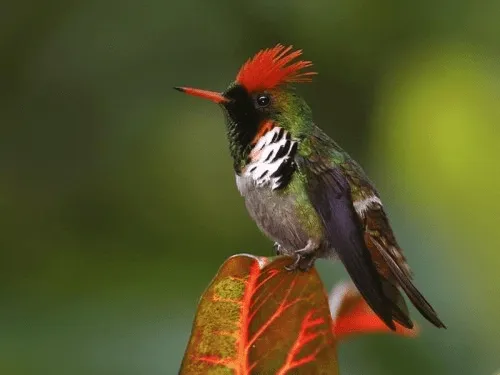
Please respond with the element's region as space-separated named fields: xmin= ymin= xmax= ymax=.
xmin=273 ymin=242 xmax=283 ymax=256
xmin=285 ymin=253 xmax=316 ymax=272
xmin=285 ymin=240 xmax=319 ymax=272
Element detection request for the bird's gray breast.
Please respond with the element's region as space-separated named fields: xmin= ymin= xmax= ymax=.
xmin=235 ymin=127 xmax=309 ymax=252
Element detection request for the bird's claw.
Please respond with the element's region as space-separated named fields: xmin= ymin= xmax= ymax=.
xmin=273 ymin=242 xmax=282 ymax=255
xmin=285 ymin=255 xmax=301 ymax=271
xmin=284 ymin=240 xmax=318 ymax=272
xmin=285 ymin=253 xmax=316 ymax=272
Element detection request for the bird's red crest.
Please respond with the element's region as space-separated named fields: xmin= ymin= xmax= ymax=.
xmin=236 ymin=44 xmax=316 ymax=92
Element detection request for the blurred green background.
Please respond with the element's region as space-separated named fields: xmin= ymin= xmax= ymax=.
xmin=2 ymin=0 xmax=500 ymax=374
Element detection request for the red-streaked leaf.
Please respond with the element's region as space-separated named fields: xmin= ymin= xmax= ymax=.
xmin=328 ymin=282 xmax=419 ymax=341
xmin=180 ymin=254 xmax=338 ymax=375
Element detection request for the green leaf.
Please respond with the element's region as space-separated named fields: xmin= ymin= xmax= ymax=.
xmin=180 ymin=254 xmax=338 ymax=375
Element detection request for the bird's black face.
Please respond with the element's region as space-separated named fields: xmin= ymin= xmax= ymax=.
xmin=221 ymin=84 xmax=279 ymax=168
xmin=223 ymin=84 xmax=276 ymax=119
xmin=222 ymin=84 xmax=261 ymax=153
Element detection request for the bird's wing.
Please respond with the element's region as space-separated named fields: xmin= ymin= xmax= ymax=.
xmin=343 ymin=160 xmax=445 ymax=328
xmin=298 ymin=129 xmax=444 ymax=329
xmin=298 ymin=152 xmax=397 ymax=329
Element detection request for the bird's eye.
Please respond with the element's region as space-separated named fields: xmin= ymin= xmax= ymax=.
xmin=256 ymin=94 xmax=271 ymax=107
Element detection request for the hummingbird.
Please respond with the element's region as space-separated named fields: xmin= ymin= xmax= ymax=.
xmin=175 ymin=44 xmax=445 ymax=330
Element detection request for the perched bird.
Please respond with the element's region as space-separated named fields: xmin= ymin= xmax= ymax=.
xmin=175 ymin=45 xmax=445 ymax=330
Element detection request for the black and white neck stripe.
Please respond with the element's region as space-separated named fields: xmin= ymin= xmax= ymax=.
xmin=244 ymin=127 xmax=298 ymax=190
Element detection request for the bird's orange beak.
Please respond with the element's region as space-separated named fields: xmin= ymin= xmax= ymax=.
xmin=174 ymin=87 xmax=229 ymax=104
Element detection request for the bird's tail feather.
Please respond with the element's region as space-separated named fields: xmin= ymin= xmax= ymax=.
xmin=373 ymin=240 xmax=447 ymax=329
xmin=381 ymin=278 xmax=413 ymax=328
xmin=397 ymin=275 xmax=446 ymax=328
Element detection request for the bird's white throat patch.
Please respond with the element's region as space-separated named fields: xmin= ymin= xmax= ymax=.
xmin=242 ymin=127 xmax=298 ymax=190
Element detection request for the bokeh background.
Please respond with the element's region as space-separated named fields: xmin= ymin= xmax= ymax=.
xmin=2 ymin=0 xmax=500 ymax=374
